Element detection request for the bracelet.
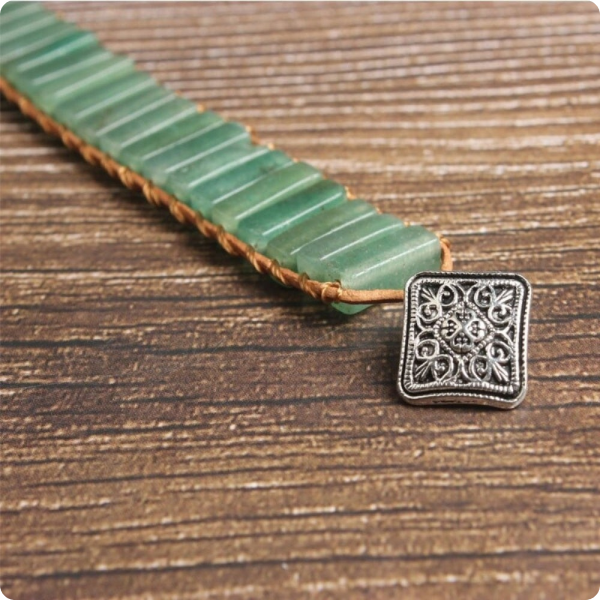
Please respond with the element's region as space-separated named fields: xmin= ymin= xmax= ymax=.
xmin=0 ymin=2 xmax=531 ymax=409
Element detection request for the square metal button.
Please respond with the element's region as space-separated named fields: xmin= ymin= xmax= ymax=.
xmin=398 ymin=272 xmax=532 ymax=409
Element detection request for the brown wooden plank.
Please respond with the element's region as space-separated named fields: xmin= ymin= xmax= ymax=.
xmin=1 ymin=2 xmax=599 ymax=599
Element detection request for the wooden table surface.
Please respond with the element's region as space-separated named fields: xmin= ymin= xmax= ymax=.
xmin=1 ymin=2 xmax=599 ymax=599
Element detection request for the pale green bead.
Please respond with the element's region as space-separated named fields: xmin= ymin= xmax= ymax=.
xmin=20 ymin=48 xmax=136 ymax=114
xmin=296 ymin=213 xmax=405 ymax=283
xmin=52 ymin=71 xmax=157 ymax=129
xmin=0 ymin=8 xmax=57 ymax=44
xmin=2 ymin=30 xmax=99 ymax=84
xmin=186 ymin=150 xmax=293 ymax=218
xmin=0 ymin=2 xmax=46 ymax=23
xmin=167 ymin=142 xmax=269 ymax=203
xmin=73 ymin=87 xmax=174 ymax=144
xmin=117 ymin=111 xmax=223 ymax=173
xmin=236 ymin=179 xmax=347 ymax=252
xmin=264 ymin=200 xmax=377 ymax=271
xmin=211 ymin=162 xmax=322 ymax=234
xmin=138 ymin=122 xmax=250 ymax=187
xmin=0 ymin=20 xmax=76 ymax=65
xmin=96 ymin=96 xmax=198 ymax=159
xmin=318 ymin=226 xmax=442 ymax=314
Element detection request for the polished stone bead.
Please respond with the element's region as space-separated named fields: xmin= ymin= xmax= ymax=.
xmin=305 ymin=225 xmax=441 ymax=314
xmin=187 ymin=150 xmax=293 ymax=218
xmin=52 ymin=71 xmax=157 ymax=128
xmin=21 ymin=49 xmax=136 ymax=114
xmin=95 ymin=96 xmax=198 ymax=158
xmin=116 ymin=110 xmax=223 ymax=172
xmin=2 ymin=30 xmax=99 ymax=83
xmin=138 ymin=122 xmax=250 ymax=186
xmin=168 ymin=142 xmax=270 ymax=203
xmin=296 ymin=213 xmax=405 ymax=282
xmin=264 ymin=200 xmax=377 ymax=270
xmin=0 ymin=20 xmax=77 ymax=65
xmin=73 ymin=86 xmax=173 ymax=144
xmin=17 ymin=46 xmax=107 ymax=88
xmin=235 ymin=180 xmax=347 ymax=252
xmin=0 ymin=2 xmax=45 ymax=22
xmin=0 ymin=8 xmax=57 ymax=44
xmin=211 ymin=162 xmax=322 ymax=234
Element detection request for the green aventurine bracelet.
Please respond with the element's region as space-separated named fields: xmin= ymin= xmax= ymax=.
xmin=0 ymin=2 xmax=532 ymax=409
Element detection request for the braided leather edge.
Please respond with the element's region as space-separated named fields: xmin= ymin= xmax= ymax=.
xmin=0 ymin=77 xmax=453 ymax=305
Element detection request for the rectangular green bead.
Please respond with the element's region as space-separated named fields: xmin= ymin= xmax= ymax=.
xmin=118 ymin=111 xmax=224 ymax=173
xmin=138 ymin=121 xmax=250 ymax=187
xmin=264 ymin=200 xmax=377 ymax=270
xmin=72 ymin=86 xmax=173 ymax=144
xmin=0 ymin=2 xmax=46 ymax=23
xmin=5 ymin=40 xmax=105 ymax=100
xmin=96 ymin=96 xmax=198 ymax=159
xmin=167 ymin=142 xmax=270 ymax=203
xmin=2 ymin=30 xmax=99 ymax=82
xmin=211 ymin=162 xmax=322 ymax=234
xmin=0 ymin=20 xmax=76 ymax=65
xmin=186 ymin=150 xmax=293 ymax=218
xmin=21 ymin=50 xmax=136 ymax=114
xmin=309 ymin=225 xmax=441 ymax=314
xmin=16 ymin=46 xmax=108 ymax=89
xmin=235 ymin=179 xmax=347 ymax=252
xmin=296 ymin=213 xmax=405 ymax=282
xmin=52 ymin=71 xmax=157 ymax=128
xmin=0 ymin=9 xmax=57 ymax=44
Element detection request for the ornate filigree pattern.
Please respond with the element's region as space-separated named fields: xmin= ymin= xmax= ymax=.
xmin=398 ymin=272 xmax=531 ymax=409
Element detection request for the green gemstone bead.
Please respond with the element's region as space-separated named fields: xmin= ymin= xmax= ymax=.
xmin=310 ymin=225 xmax=441 ymax=315
xmin=296 ymin=213 xmax=405 ymax=282
xmin=187 ymin=150 xmax=293 ymax=218
xmin=0 ymin=20 xmax=76 ymax=65
xmin=264 ymin=200 xmax=377 ymax=271
xmin=168 ymin=142 xmax=270 ymax=203
xmin=73 ymin=86 xmax=173 ymax=145
xmin=0 ymin=2 xmax=45 ymax=22
xmin=52 ymin=71 xmax=157 ymax=129
xmin=6 ymin=41 xmax=106 ymax=99
xmin=2 ymin=30 xmax=99 ymax=82
xmin=235 ymin=179 xmax=347 ymax=252
xmin=96 ymin=96 xmax=198 ymax=159
xmin=21 ymin=49 xmax=136 ymax=114
xmin=211 ymin=162 xmax=322 ymax=234
xmin=138 ymin=122 xmax=250 ymax=187
xmin=0 ymin=9 xmax=57 ymax=44
xmin=17 ymin=46 xmax=107 ymax=88
xmin=116 ymin=110 xmax=223 ymax=172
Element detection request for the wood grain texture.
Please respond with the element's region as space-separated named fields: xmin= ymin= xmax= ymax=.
xmin=1 ymin=2 xmax=599 ymax=599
